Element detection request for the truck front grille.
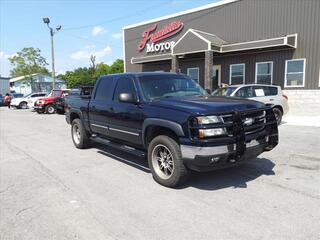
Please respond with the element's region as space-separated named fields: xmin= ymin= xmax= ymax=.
xmin=222 ymin=109 xmax=267 ymax=136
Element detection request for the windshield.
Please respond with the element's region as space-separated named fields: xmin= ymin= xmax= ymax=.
xmin=212 ymin=87 xmax=237 ymax=96
xmin=49 ymin=90 xmax=62 ymax=97
xmin=24 ymin=93 xmax=33 ymax=98
xmin=139 ymin=74 xmax=206 ymax=100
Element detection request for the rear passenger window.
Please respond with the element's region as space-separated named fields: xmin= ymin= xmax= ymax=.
xmin=262 ymin=86 xmax=278 ymax=96
xmin=235 ymin=86 xmax=254 ymax=98
xmin=113 ymin=77 xmax=136 ymax=101
xmin=94 ymin=77 xmax=115 ymax=101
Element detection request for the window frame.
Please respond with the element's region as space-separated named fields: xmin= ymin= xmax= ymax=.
xmin=229 ymin=63 xmax=245 ymax=85
xmin=112 ymin=76 xmax=138 ymax=102
xmin=255 ymin=61 xmax=273 ymax=85
xmin=318 ymin=66 xmax=320 ymax=87
xmin=284 ymin=58 xmax=306 ymax=88
xmin=187 ymin=67 xmax=200 ymax=83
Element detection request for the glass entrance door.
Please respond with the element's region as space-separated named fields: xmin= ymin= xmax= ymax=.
xmin=212 ymin=65 xmax=221 ymax=90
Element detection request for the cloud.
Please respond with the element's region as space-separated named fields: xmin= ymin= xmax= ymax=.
xmin=0 ymin=51 xmax=14 ymax=76
xmin=0 ymin=51 xmax=12 ymax=60
xmin=112 ymin=32 xmax=122 ymax=40
xmin=91 ymin=26 xmax=107 ymax=36
xmin=70 ymin=46 xmax=112 ymax=61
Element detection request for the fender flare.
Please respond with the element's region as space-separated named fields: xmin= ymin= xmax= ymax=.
xmin=69 ymin=109 xmax=83 ymax=122
xmin=142 ymin=118 xmax=185 ymax=146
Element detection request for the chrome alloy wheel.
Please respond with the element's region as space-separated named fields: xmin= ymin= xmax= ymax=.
xmin=151 ymin=144 xmax=174 ymax=179
xmin=47 ymin=106 xmax=55 ymax=114
xmin=72 ymin=124 xmax=81 ymax=145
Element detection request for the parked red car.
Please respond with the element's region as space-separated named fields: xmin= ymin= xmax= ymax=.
xmin=34 ymin=89 xmax=70 ymax=114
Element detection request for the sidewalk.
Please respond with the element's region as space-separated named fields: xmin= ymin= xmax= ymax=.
xmin=282 ymin=115 xmax=320 ymax=127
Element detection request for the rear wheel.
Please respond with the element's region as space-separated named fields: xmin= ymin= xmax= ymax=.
xmin=71 ymin=119 xmax=91 ymax=149
xmin=45 ymin=104 xmax=56 ymax=114
xmin=148 ymin=135 xmax=190 ymax=188
xmin=19 ymin=101 xmax=28 ymax=109
xmin=273 ymin=107 xmax=283 ymax=125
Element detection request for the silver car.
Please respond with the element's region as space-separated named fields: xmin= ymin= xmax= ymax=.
xmin=212 ymin=84 xmax=289 ymax=125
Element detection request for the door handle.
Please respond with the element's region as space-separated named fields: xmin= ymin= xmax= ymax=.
xmin=109 ymin=107 xmax=114 ymax=112
xmin=269 ymin=99 xmax=274 ymax=101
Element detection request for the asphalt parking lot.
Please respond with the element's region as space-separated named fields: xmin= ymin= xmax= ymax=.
xmin=0 ymin=108 xmax=319 ymax=240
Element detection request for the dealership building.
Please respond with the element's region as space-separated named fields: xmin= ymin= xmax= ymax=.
xmin=123 ymin=0 xmax=320 ymax=115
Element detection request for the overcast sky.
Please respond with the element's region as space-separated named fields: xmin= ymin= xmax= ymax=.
xmin=0 ymin=0 xmax=217 ymax=77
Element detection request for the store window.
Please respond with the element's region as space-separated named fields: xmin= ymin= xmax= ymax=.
xmin=255 ymin=62 xmax=273 ymax=85
xmin=285 ymin=59 xmax=305 ymax=87
xmin=187 ymin=67 xmax=199 ymax=82
xmin=230 ymin=64 xmax=245 ymax=85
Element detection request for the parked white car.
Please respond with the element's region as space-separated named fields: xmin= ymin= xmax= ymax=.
xmin=212 ymin=84 xmax=289 ymax=125
xmin=10 ymin=92 xmax=47 ymax=109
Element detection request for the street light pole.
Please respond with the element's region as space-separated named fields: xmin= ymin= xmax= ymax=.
xmin=50 ymin=28 xmax=56 ymax=90
xmin=43 ymin=17 xmax=61 ymax=91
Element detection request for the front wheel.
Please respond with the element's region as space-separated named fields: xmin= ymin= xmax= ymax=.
xmin=71 ymin=119 xmax=91 ymax=149
xmin=148 ymin=135 xmax=190 ymax=188
xmin=36 ymin=109 xmax=44 ymax=114
xmin=45 ymin=104 xmax=56 ymax=114
xmin=19 ymin=101 xmax=28 ymax=109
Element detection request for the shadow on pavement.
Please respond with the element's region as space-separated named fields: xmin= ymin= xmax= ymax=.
xmin=96 ymin=143 xmax=275 ymax=190
xmin=181 ymin=158 xmax=275 ymax=190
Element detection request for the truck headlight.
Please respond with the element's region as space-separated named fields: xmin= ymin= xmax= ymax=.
xmin=196 ymin=115 xmax=223 ymax=124
xmin=198 ymin=128 xmax=226 ymax=138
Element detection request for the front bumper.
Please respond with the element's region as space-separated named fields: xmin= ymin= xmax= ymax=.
xmin=34 ymin=105 xmax=45 ymax=111
xmin=181 ymin=107 xmax=278 ymax=171
xmin=181 ymin=137 xmax=273 ymax=171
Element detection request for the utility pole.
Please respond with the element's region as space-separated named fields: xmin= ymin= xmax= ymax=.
xmin=43 ymin=17 xmax=61 ymax=90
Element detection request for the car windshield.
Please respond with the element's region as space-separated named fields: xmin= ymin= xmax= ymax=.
xmin=139 ymin=74 xmax=206 ymax=100
xmin=212 ymin=87 xmax=237 ymax=96
xmin=24 ymin=93 xmax=33 ymax=98
xmin=49 ymin=90 xmax=61 ymax=97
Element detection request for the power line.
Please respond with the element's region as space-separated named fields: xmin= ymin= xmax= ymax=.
xmin=63 ymin=0 xmax=172 ymax=31
xmin=62 ymin=32 xmax=109 ymax=46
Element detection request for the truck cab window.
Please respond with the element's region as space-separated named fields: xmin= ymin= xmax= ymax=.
xmin=94 ymin=77 xmax=115 ymax=101
xmin=113 ymin=77 xmax=136 ymax=101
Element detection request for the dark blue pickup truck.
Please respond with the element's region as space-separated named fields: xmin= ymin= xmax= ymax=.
xmin=66 ymin=72 xmax=278 ymax=187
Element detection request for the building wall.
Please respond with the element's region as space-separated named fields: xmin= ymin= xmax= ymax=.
xmin=124 ymin=0 xmax=320 ymax=90
xmin=0 ymin=78 xmax=10 ymax=95
xmin=214 ymin=49 xmax=295 ymax=87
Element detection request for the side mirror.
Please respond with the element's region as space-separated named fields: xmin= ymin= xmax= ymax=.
xmin=205 ymin=89 xmax=212 ymax=94
xmin=119 ymin=93 xmax=138 ymax=104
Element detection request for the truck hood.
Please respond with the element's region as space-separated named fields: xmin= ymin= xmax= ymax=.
xmin=150 ymin=96 xmax=266 ymax=115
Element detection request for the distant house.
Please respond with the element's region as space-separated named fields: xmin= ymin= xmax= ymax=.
xmin=0 ymin=76 xmax=10 ymax=95
xmin=10 ymin=73 xmax=66 ymax=95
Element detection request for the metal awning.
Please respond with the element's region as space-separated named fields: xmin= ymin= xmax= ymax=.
xmin=130 ymin=29 xmax=298 ymax=64
xmin=172 ymin=29 xmax=297 ymax=55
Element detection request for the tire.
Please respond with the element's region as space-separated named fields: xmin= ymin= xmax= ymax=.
xmin=19 ymin=101 xmax=28 ymax=109
xmin=36 ymin=109 xmax=44 ymax=114
xmin=45 ymin=104 xmax=56 ymax=114
xmin=148 ymin=135 xmax=190 ymax=188
xmin=71 ymin=119 xmax=91 ymax=149
xmin=273 ymin=107 xmax=283 ymax=125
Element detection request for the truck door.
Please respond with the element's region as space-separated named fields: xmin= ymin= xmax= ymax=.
xmin=108 ymin=76 xmax=143 ymax=146
xmin=88 ymin=76 xmax=116 ymax=136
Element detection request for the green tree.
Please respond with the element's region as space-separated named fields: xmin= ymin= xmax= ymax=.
xmin=57 ymin=59 xmax=124 ymax=88
xmin=59 ymin=67 xmax=95 ymax=88
xmin=109 ymin=59 xmax=124 ymax=74
xmin=9 ymin=47 xmax=49 ymax=77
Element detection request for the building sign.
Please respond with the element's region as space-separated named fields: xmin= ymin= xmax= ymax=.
xmin=138 ymin=21 xmax=184 ymax=53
